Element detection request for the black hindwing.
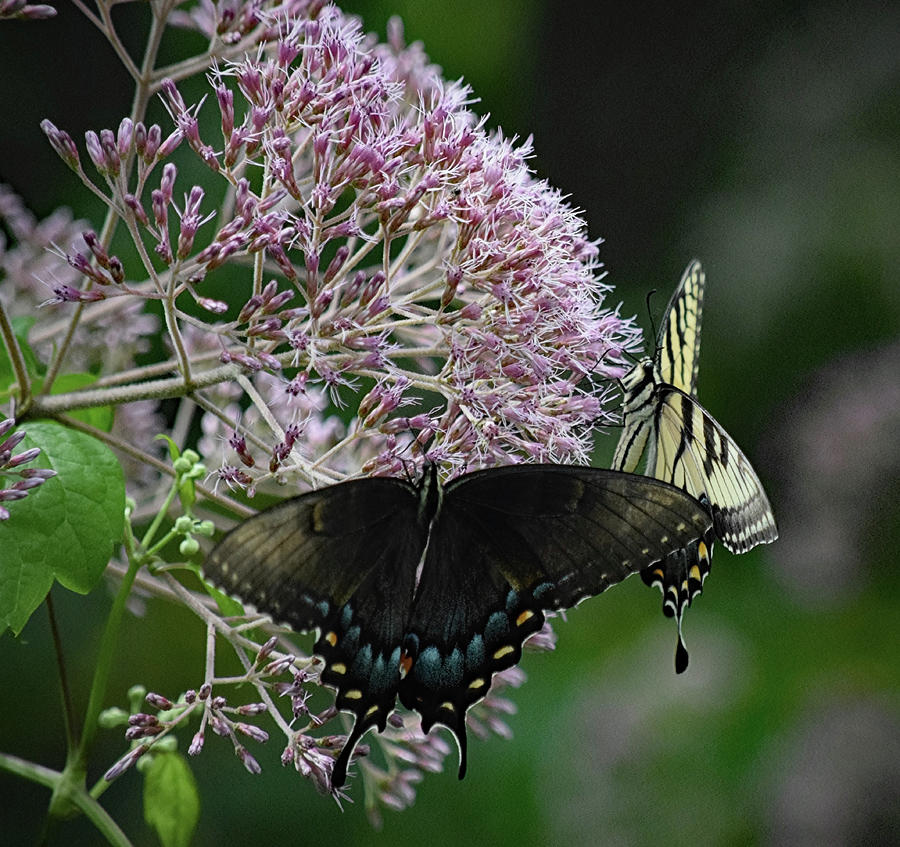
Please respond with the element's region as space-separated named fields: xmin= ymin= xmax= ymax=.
xmin=205 ymin=476 xmax=426 ymax=785
xmin=398 ymin=466 xmax=715 ymax=774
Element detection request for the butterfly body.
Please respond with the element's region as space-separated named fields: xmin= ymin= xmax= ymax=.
xmin=206 ymin=463 xmax=715 ymax=786
xmin=613 ymin=260 xmax=778 ymax=669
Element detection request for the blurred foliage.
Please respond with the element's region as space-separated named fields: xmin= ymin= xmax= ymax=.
xmin=1 ymin=1 xmax=898 ymax=845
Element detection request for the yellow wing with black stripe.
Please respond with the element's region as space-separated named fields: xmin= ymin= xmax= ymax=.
xmin=653 ymin=387 xmax=778 ymax=552
xmin=658 ymin=259 xmax=704 ymax=395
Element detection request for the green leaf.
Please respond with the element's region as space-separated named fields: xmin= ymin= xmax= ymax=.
xmin=203 ymin=578 xmax=246 ymax=618
xmin=0 ymin=421 xmax=125 ymax=635
xmin=0 ymin=317 xmax=113 ymax=429
xmin=143 ymin=752 xmax=200 ymax=847
xmin=155 ymin=434 xmax=181 ymax=462
xmin=11 ymin=316 xmax=42 ymax=376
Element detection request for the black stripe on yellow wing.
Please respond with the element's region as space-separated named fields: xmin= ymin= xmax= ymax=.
xmin=654 ymin=387 xmax=779 ymax=553
xmin=658 ymin=259 xmax=705 ymax=395
xmin=612 ymin=360 xmax=656 ymax=474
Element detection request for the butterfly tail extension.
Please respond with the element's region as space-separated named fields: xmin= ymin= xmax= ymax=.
xmin=331 ymin=709 xmax=379 ymax=789
xmin=398 ymin=589 xmax=549 ymax=781
xmin=640 ymin=529 xmax=715 ymax=673
xmin=415 ymin=699 xmax=469 ymax=780
xmin=324 ymin=657 xmax=398 ymax=788
xmin=314 ymin=622 xmax=408 ymax=788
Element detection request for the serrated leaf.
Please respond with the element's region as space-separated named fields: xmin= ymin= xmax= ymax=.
xmin=143 ymin=752 xmax=200 ymax=847
xmin=0 ymin=421 xmax=125 ymax=635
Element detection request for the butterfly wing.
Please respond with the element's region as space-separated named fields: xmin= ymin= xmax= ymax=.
xmin=613 ymin=259 xmax=706 ymax=475
xmin=657 ymin=259 xmax=705 ymax=395
xmin=204 ymin=476 xmax=426 ymax=787
xmin=615 ymin=261 xmax=776 ymax=670
xmin=396 ymin=465 xmax=715 ymax=776
xmin=653 ymin=385 xmax=779 ymax=553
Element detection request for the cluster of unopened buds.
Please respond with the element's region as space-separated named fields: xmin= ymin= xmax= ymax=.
xmin=102 ymin=683 xmax=268 ymax=781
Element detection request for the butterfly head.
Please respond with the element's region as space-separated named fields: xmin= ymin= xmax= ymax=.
xmin=619 ymin=357 xmax=657 ymax=411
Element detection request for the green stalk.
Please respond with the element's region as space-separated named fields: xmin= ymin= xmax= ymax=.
xmin=47 ymin=519 xmax=142 ymax=824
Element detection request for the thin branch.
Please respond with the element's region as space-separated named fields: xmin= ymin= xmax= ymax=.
xmin=51 ymin=414 xmax=253 ymax=519
xmin=30 ymin=280 xmax=166 ymax=344
xmin=162 ymin=289 xmax=193 ymax=382
xmin=24 ymin=360 xmax=243 ymax=417
xmin=40 ymin=299 xmax=87 ymax=396
xmin=88 ymin=350 xmax=224 ymax=389
xmin=237 ymin=373 xmax=284 ymax=442
xmin=0 ymin=752 xmax=61 ymax=790
xmin=95 ymin=1 xmax=143 ymax=83
xmin=69 ymin=0 xmax=103 ymax=31
xmin=0 ymin=296 xmax=33 ymax=416
xmin=67 ymin=785 xmax=134 ymax=847
xmin=169 ymin=396 xmax=197 ymax=451
xmin=189 ymin=390 xmax=271 ymax=455
xmin=46 ymin=593 xmax=79 ymax=749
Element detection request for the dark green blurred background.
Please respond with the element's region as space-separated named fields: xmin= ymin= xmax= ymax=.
xmin=2 ymin=1 xmax=898 ymax=844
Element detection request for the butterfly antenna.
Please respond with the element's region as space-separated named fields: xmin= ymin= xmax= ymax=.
xmin=399 ymin=454 xmax=417 ymax=484
xmin=573 ymin=347 xmax=613 ymax=392
xmin=620 ymin=347 xmax=641 ymax=366
xmin=645 ymin=288 xmax=659 ymax=356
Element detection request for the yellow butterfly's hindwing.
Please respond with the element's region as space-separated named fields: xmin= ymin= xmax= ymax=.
xmin=655 ymin=387 xmax=778 ymax=553
xmin=615 ymin=259 xmax=777 ymax=552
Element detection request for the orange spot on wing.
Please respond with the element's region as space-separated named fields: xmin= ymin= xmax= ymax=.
xmin=399 ymin=652 xmax=413 ymax=678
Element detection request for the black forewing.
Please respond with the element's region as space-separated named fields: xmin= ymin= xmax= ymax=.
xmin=204 ymin=476 xmax=426 ymax=787
xmin=396 ymin=465 xmax=715 ymax=777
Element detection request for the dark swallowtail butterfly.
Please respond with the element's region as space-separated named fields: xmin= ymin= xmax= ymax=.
xmin=205 ymin=462 xmax=715 ymax=787
xmin=613 ymin=261 xmax=778 ymax=671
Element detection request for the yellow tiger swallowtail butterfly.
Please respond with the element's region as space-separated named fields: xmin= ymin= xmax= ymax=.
xmin=613 ymin=260 xmax=778 ymax=671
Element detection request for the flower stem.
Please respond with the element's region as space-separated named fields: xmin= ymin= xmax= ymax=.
xmin=47 ymin=593 xmax=78 ymax=750
xmin=0 ymin=296 xmax=32 ymax=416
xmin=44 ymin=524 xmax=140 ymax=835
xmin=141 ymin=481 xmax=180 ymax=551
xmin=72 ymin=528 xmax=142 ymax=774
xmin=23 ymin=360 xmax=243 ymax=417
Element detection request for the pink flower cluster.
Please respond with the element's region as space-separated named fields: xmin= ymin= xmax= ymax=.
xmin=34 ymin=6 xmax=638 ymax=490
xmin=4 ymin=0 xmax=643 ymax=817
